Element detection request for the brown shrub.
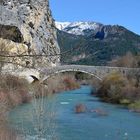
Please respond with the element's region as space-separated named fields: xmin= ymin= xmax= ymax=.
xmin=0 ymin=126 xmax=18 ymax=140
xmin=0 ymin=74 xmax=30 ymax=110
xmin=97 ymin=72 xmax=127 ymax=102
xmin=0 ymin=74 xmax=29 ymax=91
xmin=0 ymin=91 xmax=9 ymax=122
xmin=97 ymin=71 xmax=140 ymax=105
xmin=0 ymin=74 xmax=31 ymax=131
xmin=121 ymin=85 xmax=140 ymax=101
xmin=63 ymin=76 xmax=80 ymax=90
xmin=31 ymin=82 xmax=48 ymax=98
xmin=108 ymin=52 xmax=138 ymax=67
xmin=42 ymin=73 xmax=80 ymax=95
xmin=75 ymin=104 xmax=86 ymax=113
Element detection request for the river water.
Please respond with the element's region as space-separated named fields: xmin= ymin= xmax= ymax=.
xmin=8 ymin=86 xmax=140 ymax=140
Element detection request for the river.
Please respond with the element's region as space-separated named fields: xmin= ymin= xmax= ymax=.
xmin=8 ymin=86 xmax=140 ymax=140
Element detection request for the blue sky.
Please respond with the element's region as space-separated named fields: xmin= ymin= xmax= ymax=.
xmin=50 ymin=0 xmax=140 ymax=35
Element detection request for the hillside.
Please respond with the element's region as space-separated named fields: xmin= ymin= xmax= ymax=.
xmin=56 ymin=22 xmax=140 ymax=66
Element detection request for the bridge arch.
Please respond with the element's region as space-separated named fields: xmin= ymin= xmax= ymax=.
xmin=41 ymin=69 xmax=102 ymax=84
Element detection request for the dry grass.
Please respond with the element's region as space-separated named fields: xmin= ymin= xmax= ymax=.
xmin=0 ymin=126 xmax=19 ymax=140
xmin=0 ymin=73 xmax=80 ymax=139
xmin=43 ymin=73 xmax=80 ymax=94
xmin=0 ymin=74 xmax=31 ymax=125
xmin=0 ymin=74 xmax=31 ymax=107
xmin=31 ymin=73 xmax=80 ymax=99
xmin=31 ymin=81 xmax=48 ymax=98
xmin=0 ymin=74 xmax=31 ymax=139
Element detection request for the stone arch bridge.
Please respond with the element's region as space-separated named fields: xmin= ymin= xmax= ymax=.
xmin=40 ymin=65 xmax=140 ymax=82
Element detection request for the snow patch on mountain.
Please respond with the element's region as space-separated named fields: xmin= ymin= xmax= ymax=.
xmin=55 ymin=21 xmax=102 ymax=35
xmin=55 ymin=22 xmax=71 ymax=30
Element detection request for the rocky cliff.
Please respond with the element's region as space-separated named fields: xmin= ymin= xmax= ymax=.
xmin=0 ymin=0 xmax=60 ymax=71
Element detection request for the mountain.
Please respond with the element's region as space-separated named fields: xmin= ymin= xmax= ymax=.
xmin=56 ymin=21 xmax=140 ymax=66
xmin=55 ymin=21 xmax=102 ymax=36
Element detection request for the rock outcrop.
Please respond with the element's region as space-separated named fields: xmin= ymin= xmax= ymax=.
xmin=0 ymin=0 xmax=60 ymax=70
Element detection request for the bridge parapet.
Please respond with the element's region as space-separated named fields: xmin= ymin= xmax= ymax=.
xmin=40 ymin=65 xmax=140 ymax=82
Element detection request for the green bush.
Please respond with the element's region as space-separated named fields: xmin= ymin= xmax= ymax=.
xmin=129 ymin=101 xmax=140 ymax=112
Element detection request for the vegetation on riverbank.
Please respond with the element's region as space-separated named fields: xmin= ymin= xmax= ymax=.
xmin=0 ymin=74 xmax=31 ymax=139
xmin=40 ymin=73 xmax=80 ymax=95
xmin=0 ymin=72 xmax=80 ymax=139
xmin=96 ymin=71 xmax=140 ymax=112
xmin=0 ymin=74 xmax=31 ymax=116
xmin=0 ymin=73 xmax=80 ymax=118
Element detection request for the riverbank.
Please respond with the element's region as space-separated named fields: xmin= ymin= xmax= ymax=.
xmin=95 ymin=72 xmax=140 ymax=112
xmin=31 ymin=72 xmax=80 ymax=98
xmin=0 ymin=74 xmax=31 ymax=139
xmin=0 ymin=73 xmax=80 ymax=139
xmin=0 ymin=74 xmax=31 ymax=118
xmin=1 ymin=71 xmax=140 ymax=139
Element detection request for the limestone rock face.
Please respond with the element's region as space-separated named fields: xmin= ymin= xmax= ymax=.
xmin=0 ymin=0 xmax=60 ymax=69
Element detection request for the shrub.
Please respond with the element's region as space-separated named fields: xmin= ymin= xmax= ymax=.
xmin=75 ymin=104 xmax=86 ymax=113
xmin=31 ymin=82 xmax=48 ymax=98
xmin=63 ymin=76 xmax=80 ymax=90
xmin=108 ymin=52 xmax=138 ymax=67
xmin=129 ymin=101 xmax=140 ymax=112
xmin=119 ymin=99 xmax=131 ymax=105
xmin=43 ymin=73 xmax=80 ymax=95
xmin=97 ymin=72 xmax=127 ymax=103
xmin=0 ymin=126 xmax=18 ymax=140
xmin=96 ymin=71 xmax=140 ymax=108
xmin=121 ymin=85 xmax=140 ymax=102
xmin=0 ymin=74 xmax=31 ymax=108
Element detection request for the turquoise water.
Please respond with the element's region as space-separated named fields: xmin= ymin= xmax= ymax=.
xmin=9 ymin=86 xmax=140 ymax=140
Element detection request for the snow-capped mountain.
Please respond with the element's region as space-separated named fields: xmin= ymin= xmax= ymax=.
xmin=55 ymin=21 xmax=102 ymax=35
xmin=57 ymin=21 xmax=140 ymax=65
xmin=55 ymin=22 xmax=71 ymax=30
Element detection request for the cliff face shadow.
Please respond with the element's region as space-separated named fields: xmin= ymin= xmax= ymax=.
xmin=0 ymin=24 xmax=24 ymax=43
